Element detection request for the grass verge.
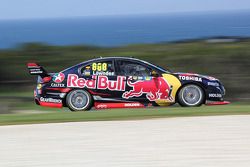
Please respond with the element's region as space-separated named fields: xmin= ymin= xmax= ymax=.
xmin=0 ymin=104 xmax=250 ymax=126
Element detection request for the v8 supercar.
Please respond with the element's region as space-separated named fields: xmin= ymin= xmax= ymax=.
xmin=27 ymin=57 xmax=229 ymax=111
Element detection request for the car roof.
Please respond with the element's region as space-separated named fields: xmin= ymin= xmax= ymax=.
xmin=86 ymin=56 xmax=142 ymax=62
xmin=62 ymin=57 xmax=142 ymax=72
xmin=62 ymin=57 xmax=168 ymax=73
xmin=92 ymin=56 xmax=158 ymax=65
xmin=75 ymin=57 xmax=150 ymax=67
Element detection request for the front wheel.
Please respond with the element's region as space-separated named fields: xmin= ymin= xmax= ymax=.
xmin=178 ymin=84 xmax=205 ymax=107
xmin=66 ymin=89 xmax=93 ymax=111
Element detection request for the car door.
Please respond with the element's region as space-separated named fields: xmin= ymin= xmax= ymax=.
xmin=79 ymin=59 xmax=125 ymax=100
xmin=116 ymin=59 xmax=173 ymax=102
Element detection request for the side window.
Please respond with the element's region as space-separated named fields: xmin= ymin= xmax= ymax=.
xmin=80 ymin=61 xmax=115 ymax=76
xmin=117 ymin=60 xmax=151 ymax=76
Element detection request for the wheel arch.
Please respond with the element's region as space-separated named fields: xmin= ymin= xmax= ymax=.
xmin=175 ymin=82 xmax=206 ymax=104
xmin=62 ymin=88 xmax=94 ymax=108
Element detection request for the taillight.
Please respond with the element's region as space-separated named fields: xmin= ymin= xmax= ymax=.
xmin=42 ymin=76 xmax=51 ymax=83
xmin=37 ymin=84 xmax=42 ymax=89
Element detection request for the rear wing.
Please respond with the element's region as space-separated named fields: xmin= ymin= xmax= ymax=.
xmin=27 ymin=63 xmax=49 ymax=78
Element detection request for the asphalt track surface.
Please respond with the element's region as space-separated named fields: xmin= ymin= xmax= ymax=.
xmin=0 ymin=115 xmax=250 ymax=167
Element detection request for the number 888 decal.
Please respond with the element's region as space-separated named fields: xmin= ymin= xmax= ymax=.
xmin=92 ymin=63 xmax=107 ymax=72
xmin=91 ymin=62 xmax=115 ymax=76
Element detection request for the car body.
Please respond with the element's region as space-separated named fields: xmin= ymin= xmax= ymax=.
xmin=27 ymin=57 xmax=229 ymax=111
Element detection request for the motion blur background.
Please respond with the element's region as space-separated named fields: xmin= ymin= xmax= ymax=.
xmin=0 ymin=0 xmax=250 ymax=113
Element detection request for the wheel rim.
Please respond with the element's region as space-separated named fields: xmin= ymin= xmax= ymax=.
xmin=70 ymin=90 xmax=89 ymax=110
xmin=181 ymin=85 xmax=202 ymax=106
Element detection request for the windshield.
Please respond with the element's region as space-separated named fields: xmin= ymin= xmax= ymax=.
xmin=140 ymin=60 xmax=171 ymax=73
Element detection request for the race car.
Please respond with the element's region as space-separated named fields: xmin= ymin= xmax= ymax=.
xmin=27 ymin=57 xmax=229 ymax=111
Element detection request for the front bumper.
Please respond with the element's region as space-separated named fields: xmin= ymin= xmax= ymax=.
xmin=206 ymin=84 xmax=226 ymax=102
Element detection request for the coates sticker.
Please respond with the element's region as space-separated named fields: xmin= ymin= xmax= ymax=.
xmin=67 ymin=74 xmax=126 ymax=91
xmin=52 ymin=72 xmax=65 ymax=83
xmin=179 ymin=75 xmax=202 ymax=82
xmin=122 ymin=77 xmax=173 ymax=101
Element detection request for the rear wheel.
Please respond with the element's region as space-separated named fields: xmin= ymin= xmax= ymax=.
xmin=178 ymin=84 xmax=204 ymax=107
xmin=66 ymin=89 xmax=93 ymax=111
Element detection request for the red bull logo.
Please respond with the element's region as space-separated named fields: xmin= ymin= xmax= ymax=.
xmin=122 ymin=77 xmax=173 ymax=101
xmin=67 ymin=74 xmax=126 ymax=91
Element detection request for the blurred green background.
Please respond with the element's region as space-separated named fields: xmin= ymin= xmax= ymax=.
xmin=0 ymin=38 xmax=250 ymax=113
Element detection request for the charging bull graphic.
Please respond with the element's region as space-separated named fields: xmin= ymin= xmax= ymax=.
xmin=122 ymin=77 xmax=173 ymax=101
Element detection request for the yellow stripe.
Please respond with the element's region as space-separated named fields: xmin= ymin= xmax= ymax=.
xmin=155 ymin=74 xmax=182 ymax=106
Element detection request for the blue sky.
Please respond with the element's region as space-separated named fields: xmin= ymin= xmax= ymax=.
xmin=0 ymin=0 xmax=250 ymax=20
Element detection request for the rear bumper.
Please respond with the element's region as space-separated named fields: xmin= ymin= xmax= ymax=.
xmin=34 ymin=90 xmax=63 ymax=108
xmin=35 ymin=97 xmax=63 ymax=108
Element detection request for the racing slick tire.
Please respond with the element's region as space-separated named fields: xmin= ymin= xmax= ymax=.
xmin=178 ymin=84 xmax=205 ymax=107
xmin=66 ymin=89 xmax=93 ymax=111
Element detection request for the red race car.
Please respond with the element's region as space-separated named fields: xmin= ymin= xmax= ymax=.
xmin=27 ymin=57 xmax=229 ymax=111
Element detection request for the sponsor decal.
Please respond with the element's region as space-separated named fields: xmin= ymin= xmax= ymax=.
xmin=52 ymin=72 xmax=65 ymax=83
xmin=94 ymin=102 xmax=144 ymax=109
xmin=82 ymin=66 xmax=91 ymax=76
xmin=97 ymin=76 xmax=126 ymax=91
xmin=40 ymin=97 xmax=62 ymax=103
xmin=50 ymin=83 xmax=65 ymax=87
xmin=90 ymin=62 xmax=115 ymax=76
xmin=179 ymin=75 xmax=202 ymax=82
xmin=92 ymin=62 xmax=108 ymax=71
xmin=144 ymin=76 xmax=152 ymax=81
xmin=123 ymin=77 xmax=173 ymax=101
xmin=67 ymin=74 xmax=126 ymax=91
xmin=83 ymin=70 xmax=91 ymax=76
xmin=207 ymin=82 xmax=219 ymax=87
xmin=124 ymin=103 xmax=143 ymax=107
xmin=208 ymin=94 xmax=222 ymax=98
xmin=95 ymin=104 xmax=108 ymax=109
xmin=67 ymin=74 xmax=97 ymax=89
xmin=132 ymin=76 xmax=138 ymax=80
xmin=138 ymin=76 xmax=144 ymax=80
xmin=207 ymin=76 xmax=217 ymax=81
xmin=29 ymin=68 xmax=43 ymax=74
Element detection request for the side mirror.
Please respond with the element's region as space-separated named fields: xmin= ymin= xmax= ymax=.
xmin=150 ymin=70 xmax=159 ymax=77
